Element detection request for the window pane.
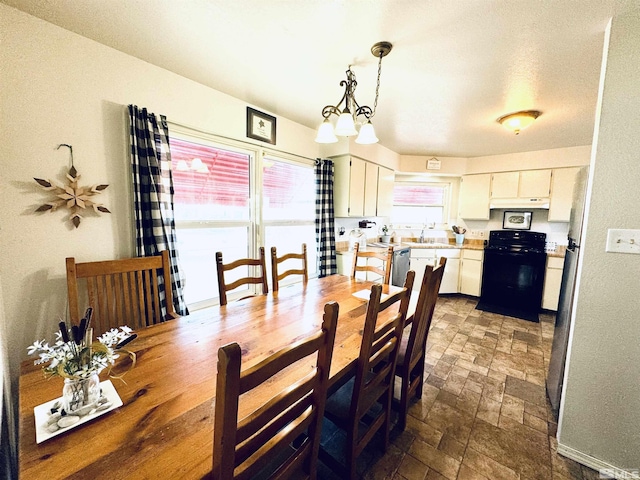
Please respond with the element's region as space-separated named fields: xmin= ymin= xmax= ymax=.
xmin=171 ymin=138 xmax=250 ymax=221
xmin=262 ymin=159 xmax=315 ymax=221
xmin=176 ymin=226 xmax=250 ymax=306
xmin=393 ymin=184 xmax=445 ymax=205
xmin=391 ymin=183 xmax=448 ymax=226
xmin=391 ymin=206 xmax=444 ymax=225
xmin=264 ymin=225 xmax=317 ymax=279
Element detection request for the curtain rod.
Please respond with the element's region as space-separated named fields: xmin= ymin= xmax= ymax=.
xmin=166 ymin=119 xmax=315 ymax=164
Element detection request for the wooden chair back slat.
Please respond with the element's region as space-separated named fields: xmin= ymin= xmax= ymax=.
xmin=270 ymin=244 xmax=308 ymax=291
xmin=350 ymin=243 xmax=393 ymax=285
xmin=235 ymin=379 xmax=315 ymax=464
xmin=213 ymin=302 xmax=339 ymax=480
xmin=216 ymin=248 xmax=268 ymax=306
xmin=66 ymin=250 xmax=178 ymax=335
xmin=134 ymin=270 xmax=145 ymax=326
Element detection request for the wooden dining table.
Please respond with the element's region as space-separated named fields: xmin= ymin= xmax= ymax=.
xmin=19 ymin=275 xmax=411 ymax=479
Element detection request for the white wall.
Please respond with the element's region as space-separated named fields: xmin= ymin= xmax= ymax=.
xmin=466 ymin=145 xmax=591 ymax=173
xmin=0 ymin=4 xmax=319 ymax=393
xmin=558 ymin=10 xmax=640 ymax=471
xmin=399 ymin=155 xmax=468 ymax=176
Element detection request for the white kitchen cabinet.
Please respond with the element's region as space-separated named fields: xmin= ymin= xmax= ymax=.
xmin=333 ymin=156 xmax=394 ymax=218
xmin=548 ymin=167 xmax=580 ymax=222
xmin=376 ymin=166 xmax=394 ymax=217
xmin=409 ymin=249 xmax=437 ymax=293
xmin=333 ymin=156 xmax=365 ymax=217
xmin=490 ymin=171 xmax=519 ymax=198
xmin=337 ymin=250 xmax=386 ymax=282
xmin=459 ymin=174 xmax=491 ymax=219
xmin=436 ymin=249 xmax=461 ymax=294
xmin=363 ymin=162 xmax=379 ymax=216
xmin=490 ymin=169 xmax=551 ymax=199
xmin=519 ymin=169 xmax=552 ymax=197
xmin=542 ymin=256 xmax=564 ymax=310
xmin=459 ymin=249 xmax=484 ymax=297
xmin=336 ymin=251 xmax=351 ymax=276
xmin=409 ymin=248 xmax=460 ymax=294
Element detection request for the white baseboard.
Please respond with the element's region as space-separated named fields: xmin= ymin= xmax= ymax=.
xmin=557 ymin=443 xmax=639 ymax=479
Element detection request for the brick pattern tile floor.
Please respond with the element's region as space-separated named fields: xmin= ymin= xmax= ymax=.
xmin=318 ymin=295 xmax=598 ymax=480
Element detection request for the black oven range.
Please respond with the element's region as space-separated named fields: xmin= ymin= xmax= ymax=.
xmin=478 ymin=230 xmax=547 ymax=322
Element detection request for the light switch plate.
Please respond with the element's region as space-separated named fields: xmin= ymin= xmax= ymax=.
xmin=605 ymin=229 xmax=640 ymax=254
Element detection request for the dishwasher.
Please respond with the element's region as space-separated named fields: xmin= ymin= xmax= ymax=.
xmin=391 ymin=247 xmax=411 ymax=286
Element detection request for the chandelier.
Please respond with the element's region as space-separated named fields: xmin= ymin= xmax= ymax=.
xmin=315 ymin=41 xmax=393 ymax=145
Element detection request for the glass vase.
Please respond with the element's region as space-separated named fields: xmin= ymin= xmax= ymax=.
xmin=62 ymin=372 xmax=100 ymax=413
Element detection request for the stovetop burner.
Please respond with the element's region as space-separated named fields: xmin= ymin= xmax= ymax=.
xmin=485 ymin=230 xmax=547 ymax=254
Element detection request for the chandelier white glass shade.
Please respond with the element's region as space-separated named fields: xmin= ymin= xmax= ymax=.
xmin=497 ymin=110 xmax=542 ymax=135
xmin=315 ymin=41 xmax=392 ymax=145
xmin=176 ymin=157 xmax=209 ymax=173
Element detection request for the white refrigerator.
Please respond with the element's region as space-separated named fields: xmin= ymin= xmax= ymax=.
xmin=546 ymin=167 xmax=589 ymax=415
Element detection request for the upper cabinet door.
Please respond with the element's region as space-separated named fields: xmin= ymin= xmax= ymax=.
xmin=519 ymin=169 xmax=551 ymax=197
xmin=548 ymin=167 xmax=580 ymax=222
xmin=333 ymin=156 xmax=366 ymax=217
xmin=490 ymin=171 xmax=519 ymax=198
xmin=376 ymin=166 xmax=394 ymax=217
xmin=490 ymin=170 xmax=552 ymax=198
xmin=348 ymin=157 xmax=366 ymax=217
xmin=332 ymin=156 xmax=393 ymax=218
xmin=459 ymin=174 xmax=491 ymax=219
xmin=363 ymin=163 xmax=379 ymax=217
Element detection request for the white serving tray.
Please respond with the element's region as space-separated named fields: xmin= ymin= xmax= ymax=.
xmin=34 ymin=379 xmax=123 ymax=444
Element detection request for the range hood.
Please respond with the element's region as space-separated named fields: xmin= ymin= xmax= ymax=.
xmin=489 ymin=197 xmax=550 ymax=209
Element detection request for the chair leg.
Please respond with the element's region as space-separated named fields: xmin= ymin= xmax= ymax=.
xmin=345 ymin=424 xmax=358 ymax=480
xmin=399 ymin=373 xmax=409 ymax=431
xmin=382 ymin=391 xmax=392 ymax=452
xmin=416 ymin=356 xmax=426 ymax=399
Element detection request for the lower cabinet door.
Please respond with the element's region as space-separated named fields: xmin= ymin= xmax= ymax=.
xmin=437 ymin=249 xmax=461 ymax=294
xmin=409 ymin=255 xmax=436 ymax=292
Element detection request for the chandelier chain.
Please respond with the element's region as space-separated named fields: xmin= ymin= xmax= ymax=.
xmin=371 ymin=51 xmax=384 ymax=119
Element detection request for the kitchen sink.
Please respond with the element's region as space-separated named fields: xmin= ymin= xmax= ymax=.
xmin=403 ymin=241 xmax=454 ymax=248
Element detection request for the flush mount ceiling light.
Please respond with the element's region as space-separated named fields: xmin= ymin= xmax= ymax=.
xmin=497 ymin=110 xmax=542 ymax=135
xmin=315 ymin=41 xmax=392 ymax=145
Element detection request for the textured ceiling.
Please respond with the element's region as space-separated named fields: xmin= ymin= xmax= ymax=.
xmin=3 ymin=0 xmax=637 ymax=157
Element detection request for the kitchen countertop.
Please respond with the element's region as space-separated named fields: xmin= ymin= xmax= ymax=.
xmin=336 ymin=238 xmax=485 ymax=254
xmin=336 ymin=239 xmax=565 ymax=257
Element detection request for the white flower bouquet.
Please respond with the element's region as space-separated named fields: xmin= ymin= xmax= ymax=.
xmin=27 ymin=308 xmax=136 ymax=380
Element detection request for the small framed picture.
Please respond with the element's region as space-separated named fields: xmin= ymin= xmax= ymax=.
xmin=246 ymin=107 xmax=276 ymax=145
xmin=503 ymin=211 xmax=532 ymax=230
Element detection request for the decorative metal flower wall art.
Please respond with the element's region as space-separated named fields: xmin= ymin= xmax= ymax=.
xmin=34 ymin=144 xmax=110 ymax=228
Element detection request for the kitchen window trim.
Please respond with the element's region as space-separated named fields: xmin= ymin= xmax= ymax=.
xmin=391 ymin=180 xmax=452 ymax=226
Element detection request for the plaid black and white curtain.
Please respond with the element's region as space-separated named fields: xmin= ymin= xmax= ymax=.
xmin=315 ymin=159 xmax=337 ymax=277
xmin=128 ymin=105 xmax=189 ymax=317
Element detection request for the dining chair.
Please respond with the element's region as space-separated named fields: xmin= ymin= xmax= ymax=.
xmin=65 ymin=250 xmax=179 ymax=335
xmin=350 ymin=243 xmax=393 ymax=285
xmin=216 ymin=247 xmax=269 ymax=306
xmin=319 ymin=272 xmax=414 ymax=480
xmin=394 ymin=257 xmax=446 ymax=430
xmin=212 ymin=302 xmax=339 ymax=480
xmin=270 ymin=243 xmax=308 ymax=292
